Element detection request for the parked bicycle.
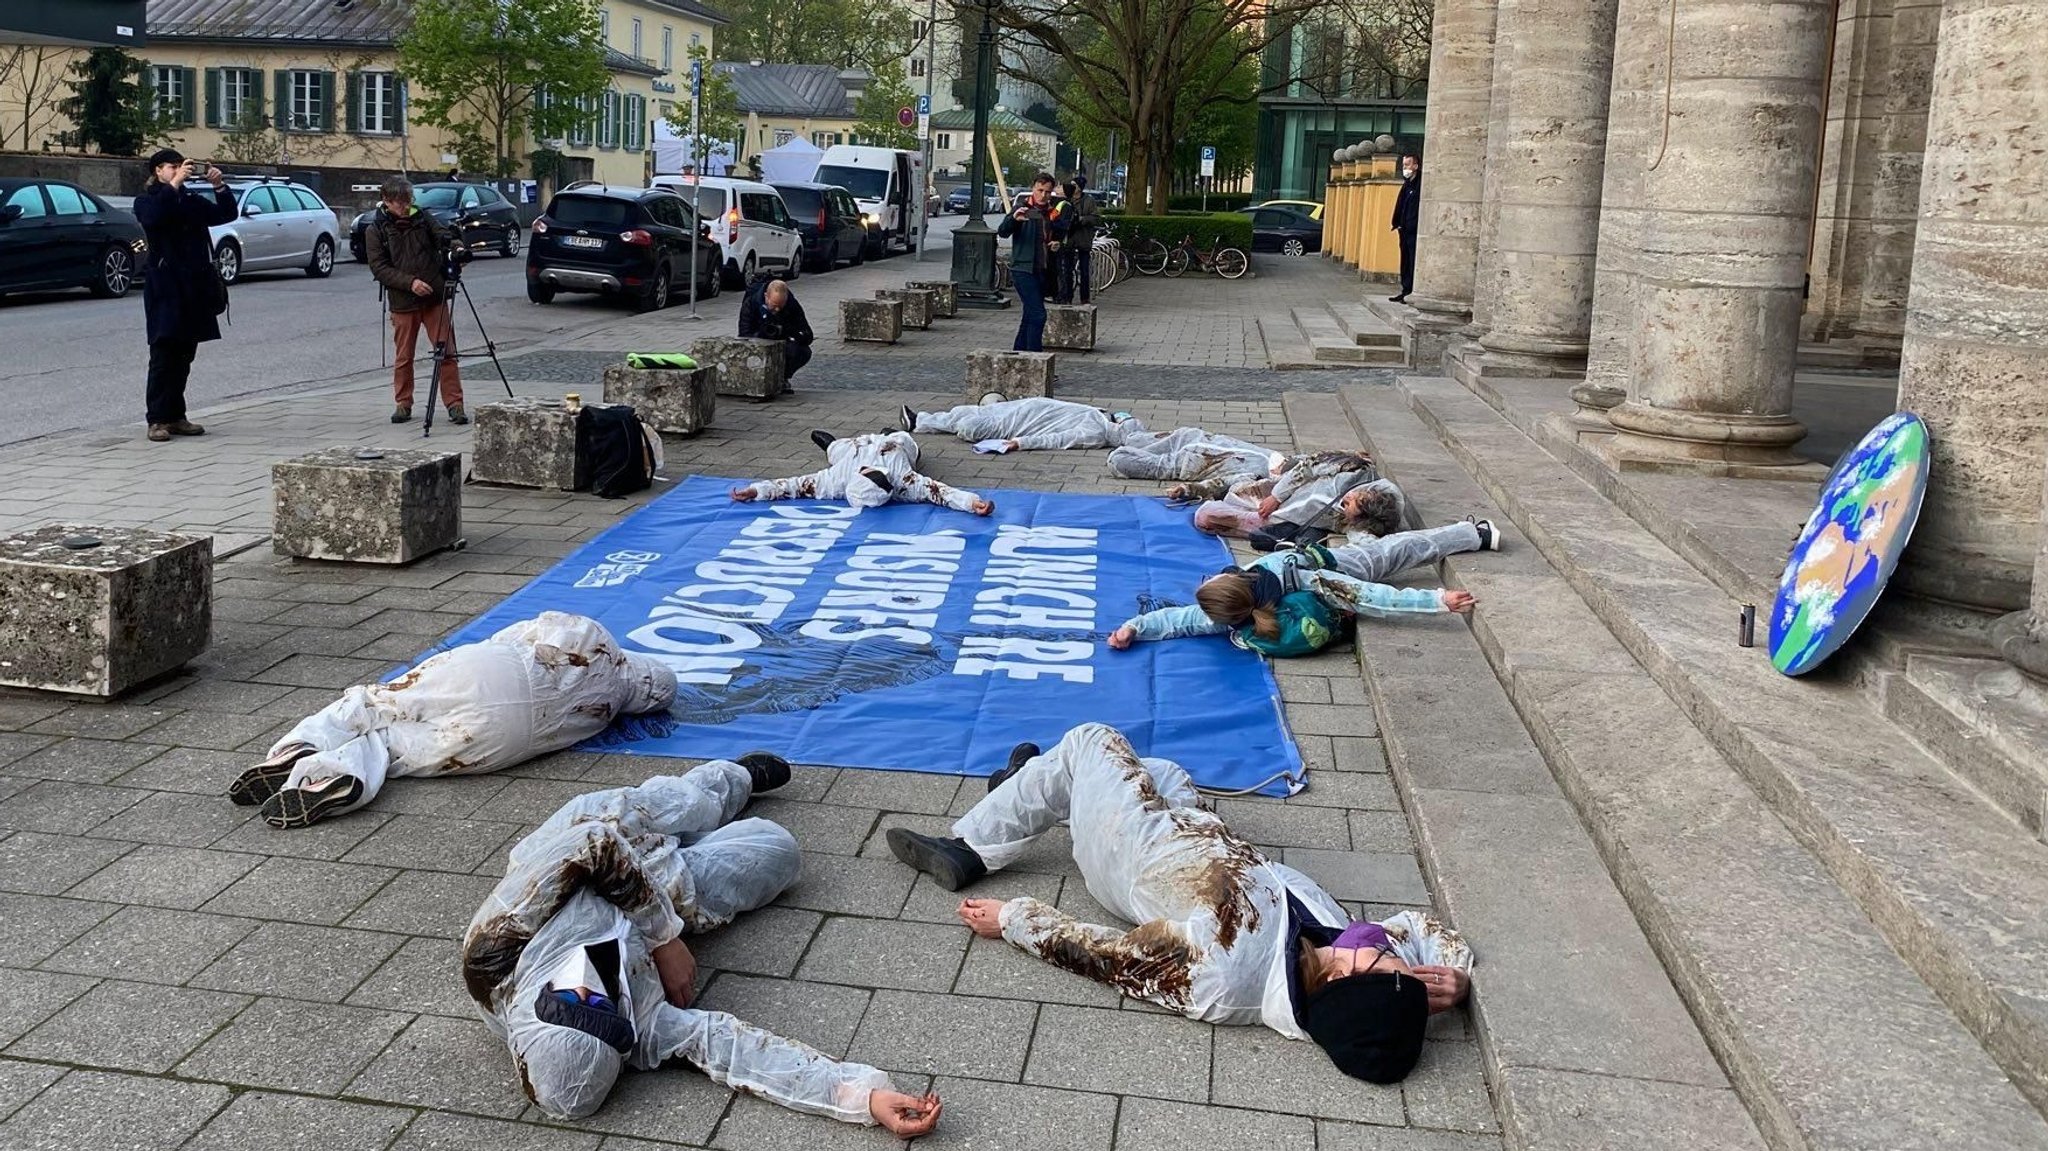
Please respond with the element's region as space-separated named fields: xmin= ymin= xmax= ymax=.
xmin=1130 ymin=232 xmax=1172 ymax=276
xmin=1163 ymin=233 xmax=1249 ymax=280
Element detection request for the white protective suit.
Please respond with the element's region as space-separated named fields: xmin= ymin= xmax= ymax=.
xmin=269 ymin=612 xmax=677 ymax=817
xmin=914 ymin=397 xmax=1149 ymax=452
xmin=956 ymin=723 xmax=1471 ymax=1034
xmin=1107 ymin=426 xmax=1279 ymax=483
xmin=1328 ymin=521 xmax=1479 ymax=582
xmin=742 ymin=431 xmax=984 ymax=512
xmin=462 ymin=762 xmax=901 ymax=1122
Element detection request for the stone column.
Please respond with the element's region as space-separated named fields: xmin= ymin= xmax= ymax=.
xmin=1407 ymin=0 xmax=1501 ymax=321
xmin=1992 ymin=456 xmax=2048 ymax=679
xmin=1802 ymin=0 xmax=1895 ymax=344
xmin=1466 ymin=0 xmax=1618 ymax=376
xmin=1853 ymin=0 xmax=1939 ymax=346
xmin=1604 ymin=0 xmax=1834 ymax=467
xmin=1894 ymin=0 xmax=2047 ymax=612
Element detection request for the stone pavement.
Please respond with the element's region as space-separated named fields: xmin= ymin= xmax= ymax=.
xmin=0 ymin=331 xmax=1504 ymax=1148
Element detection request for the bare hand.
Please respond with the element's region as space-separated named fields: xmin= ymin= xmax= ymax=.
xmin=958 ymin=898 xmax=1006 ymax=938
xmin=1442 ymin=590 xmax=1476 ymax=614
xmin=1257 ymin=496 xmax=1281 ymax=518
xmin=870 ymin=1090 xmax=943 ymax=1137
xmin=730 ymin=487 xmax=757 ymax=502
xmin=1003 ymin=439 xmax=1020 ymax=453
xmin=1413 ymin=964 xmax=1470 ymax=1014
xmin=1012 ymin=207 xmax=1030 ymax=220
xmin=1107 ymin=624 xmax=1136 ymax=650
xmin=650 ymin=938 xmax=698 ymax=1008
xmin=205 ymin=165 xmax=225 ymax=188
xmin=410 ymin=278 xmax=434 ymax=297
xmin=971 ymin=499 xmax=994 ymax=516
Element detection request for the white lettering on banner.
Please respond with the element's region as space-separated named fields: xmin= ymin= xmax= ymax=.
xmin=575 ymin=549 xmax=663 ymax=588
xmin=625 ymin=505 xmax=858 ymax=684
xmin=954 ymin=637 xmax=1095 ymax=682
xmin=957 ymin=524 xmax=1101 ymax=680
xmin=803 ymin=531 xmax=965 ymax=644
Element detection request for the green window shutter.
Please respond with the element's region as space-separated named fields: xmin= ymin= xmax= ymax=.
xmin=320 ymin=71 xmax=336 ymax=132
xmin=179 ymin=66 xmax=197 ymax=127
xmin=204 ymin=67 xmax=221 ymax=129
xmin=274 ymin=70 xmax=289 ymax=130
xmin=344 ymin=71 xmax=360 ymax=133
xmin=395 ymin=78 xmax=408 ymax=135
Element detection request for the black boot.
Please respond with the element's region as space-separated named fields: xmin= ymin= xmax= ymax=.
xmin=810 ymin=429 xmax=835 ymax=452
xmin=886 ymin=829 xmax=987 ymax=891
xmin=986 ymin=741 xmax=1041 ymax=794
xmin=737 ymin=750 xmax=792 ymax=793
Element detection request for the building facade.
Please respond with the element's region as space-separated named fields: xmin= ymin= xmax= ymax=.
xmin=928 ymin=106 xmax=1056 ymax=182
xmin=1254 ymin=8 xmax=1429 ymax=201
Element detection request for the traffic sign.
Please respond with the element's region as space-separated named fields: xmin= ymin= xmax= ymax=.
xmin=690 ymin=59 xmax=702 ymax=101
xmin=916 ymin=94 xmax=931 ymax=114
xmin=1199 ymin=145 xmax=1216 ymax=178
xmin=898 ymin=106 xmax=916 ymax=127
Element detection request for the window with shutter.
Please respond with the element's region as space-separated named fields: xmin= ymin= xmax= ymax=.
xmin=320 ymin=71 xmax=336 ymax=133
xmin=344 ymin=71 xmax=361 ymax=133
xmin=204 ymin=67 xmax=222 ymax=128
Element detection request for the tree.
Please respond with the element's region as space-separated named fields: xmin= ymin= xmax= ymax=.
xmin=988 ymin=124 xmax=1044 ymax=185
xmin=851 ymin=60 xmax=918 ymax=149
xmin=217 ymin=105 xmax=281 ymax=164
xmin=663 ymin=47 xmax=741 ymax=172
xmin=57 ymin=47 xmax=161 ymax=156
xmin=398 ymin=0 xmax=612 ymax=178
xmin=0 ymin=45 xmax=73 ymax=151
xmin=718 ymin=0 xmax=913 ymax=74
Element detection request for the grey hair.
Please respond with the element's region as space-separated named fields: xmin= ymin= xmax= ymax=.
xmin=380 ymin=176 xmax=413 ymax=202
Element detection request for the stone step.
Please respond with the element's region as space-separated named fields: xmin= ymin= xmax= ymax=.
xmin=1328 ymin=301 xmax=1404 ymax=348
xmin=1879 ymin=653 xmax=2048 ymax=837
xmin=1289 ymin=307 xmax=1369 ymax=364
xmin=1359 ymin=375 xmax=2048 ymax=1141
xmin=1254 ymin=315 xmax=1334 ymax=372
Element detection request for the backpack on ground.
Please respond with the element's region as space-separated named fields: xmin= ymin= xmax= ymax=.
xmin=1234 ymin=589 xmax=1352 ymax=658
xmin=578 ymin=404 xmax=655 ymax=498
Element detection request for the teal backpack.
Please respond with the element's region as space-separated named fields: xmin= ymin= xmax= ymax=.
xmin=1234 ymin=589 xmax=1349 ymax=657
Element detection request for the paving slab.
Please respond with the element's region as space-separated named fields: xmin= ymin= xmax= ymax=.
xmin=1115 ymin=1097 xmax=1317 ymax=1151
xmin=847 ymin=989 xmax=1039 ymax=1081
xmin=389 ymin=1112 xmax=603 ymax=1151
xmin=65 ymin=844 xmax=261 ymax=909
xmin=0 ymin=1068 xmax=229 ymax=1151
xmin=6 ymin=978 xmax=250 ymax=1073
xmin=188 ymin=921 xmax=406 ymax=1002
xmin=181 ymin=1091 xmax=414 ymax=1151
xmin=693 ymin=973 xmax=872 ymax=1058
xmin=345 ymin=1015 xmax=530 ymax=1118
xmin=1209 ymin=1024 xmax=1405 ymax=1125
xmin=915 ymin=1077 xmax=1118 ymax=1151
xmin=0 ymin=832 xmax=136 ymax=896
xmin=795 ymin=917 xmax=969 ymax=991
xmin=0 ymin=1059 xmax=63 ymax=1123
xmin=1024 ymin=1004 xmax=1212 ymax=1103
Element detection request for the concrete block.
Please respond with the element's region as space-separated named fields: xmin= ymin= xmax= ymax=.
xmin=689 ymin=336 xmax=786 ymax=400
xmin=470 ymin=399 xmax=583 ymax=490
xmin=965 ymin=350 xmax=1057 ymax=404
xmin=677 ymin=906 xmax=821 ymax=979
xmin=0 ymin=968 xmax=97 ymax=1046
xmin=840 ymin=297 xmax=903 ymax=343
xmin=67 ymin=845 xmax=258 ymax=911
xmin=272 ymin=447 xmax=463 ymax=564
xmin=907 ymin=279 xmax=958 ymax=316
xmin=875 ymin=287 xmax=936 ymax=329
xmin=189 ymin=922 xmax=405 ymax=1002
xmin=600 ymin=363 xmax=716 ymax=434
xmin=1211 ymin=1024 xmax=1406 ymax=1124
xmin=346 ymin=938 xmax=478 ymax=1020
xmin=774 ymin=852 xmax=915 ymax=917
xmin=0 ymin=525 xmax=211 ymax=697
xmin=42 ymin=905 xmax=253 ymax=984
xmin=1043 ymin=303 xmax=1099 ymax=350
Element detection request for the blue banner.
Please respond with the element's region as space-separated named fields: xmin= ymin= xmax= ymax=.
xmin=412 ymin=476 xmax=1303 ymax=795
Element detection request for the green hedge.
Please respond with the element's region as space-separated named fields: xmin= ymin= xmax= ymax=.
xmin=1167 ymin=192 xmax=1256 ymax=212
xmin=1100 ymin=211 xmax=1254 ymax=253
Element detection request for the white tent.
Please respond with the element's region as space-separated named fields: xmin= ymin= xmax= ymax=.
xmin=651 ymin=120 xmax=735 ymax=177
xmin=758 ymin=138 xmax=825 ymax=184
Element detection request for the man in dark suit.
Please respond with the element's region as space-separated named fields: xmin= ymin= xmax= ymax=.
xmin=737 ymin=278 xmax=814 ymax=389
xmin=1390 ymin=155 xmax=1421 ymax=303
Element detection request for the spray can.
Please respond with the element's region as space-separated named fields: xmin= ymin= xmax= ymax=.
xmin=563 ymin=393 xmax=583 ymax=414
xmin=1739 ymin=603 xmax=1756 ymax=648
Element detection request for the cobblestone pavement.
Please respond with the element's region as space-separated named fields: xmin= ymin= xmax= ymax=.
xmin=0 ymin=250 xmax=1502 ymax=1150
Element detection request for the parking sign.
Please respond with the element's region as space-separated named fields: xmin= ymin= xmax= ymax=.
xmin=1199 ymin=145 xmax=1216 ymax=178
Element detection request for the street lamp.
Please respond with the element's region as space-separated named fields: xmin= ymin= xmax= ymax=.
xmin=951 ymin=0 xmax=1007 ymax=306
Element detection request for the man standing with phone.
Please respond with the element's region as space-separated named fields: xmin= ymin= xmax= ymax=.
xmin=1389 ymin=155 xmax=1421 ymax=303
xmin=997 ymin=172 xmax=1068 ymax=352
xmin=365 ymin=176 xmax=467 ymax=424
xmin=135 ymin=149 xmax=237 ymax=443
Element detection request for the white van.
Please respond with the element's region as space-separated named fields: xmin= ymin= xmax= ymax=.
xmin=648 ymin=174 xmax=803 ymax=287
xmin=814 ymin=145 xmax=926 ymax=257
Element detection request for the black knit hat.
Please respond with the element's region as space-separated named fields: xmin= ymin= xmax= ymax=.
xmin=1300 ymin=971 xmax=1429 ymax=1083
xmin=147 ymin=148 xmax=185 ymax=169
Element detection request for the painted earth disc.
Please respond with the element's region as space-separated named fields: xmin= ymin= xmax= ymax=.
xmin=1768 ymin=411 xmax=1931 ymax=676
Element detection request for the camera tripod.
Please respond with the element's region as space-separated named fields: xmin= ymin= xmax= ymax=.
xmin=420 ymin=273 xmax=514 ymax=438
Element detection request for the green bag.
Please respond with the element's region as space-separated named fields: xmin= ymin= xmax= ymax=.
xmin=625 ymin=352 xmax=698 ymax=370
xmin=1236 ymin=589 xmax=1348 ymax=658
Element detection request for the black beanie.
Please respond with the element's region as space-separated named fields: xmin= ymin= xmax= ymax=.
xmin=147 ymin=147 xmax=185 ymax=169
xmin=1301 ymin=972 xmax=1429 ymax=1083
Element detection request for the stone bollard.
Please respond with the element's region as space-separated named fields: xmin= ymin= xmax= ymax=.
xmin=964 ymin=350 xmax=1057 ymax=404
xmin=841 ymin=298 xmax=904 ymax=344
xmin=690 ymin=337 xmax=786 ymax=401
xmin=906 ymin=280 xmax=958 ymax=318
xmin=273 ymin=447 xmax=463 ymax=564
xmin=0 ymin=525 xmax=211 ymax=696
xmin=1043 ymin=303 xmax=1098 ymax=351
xmin=875 ymin=288 xmax=936 ymax=330
xmin=472 ymin=398 xmax=585 ymax=490
xmin=601 ymin=363 xmax=716 ymax=434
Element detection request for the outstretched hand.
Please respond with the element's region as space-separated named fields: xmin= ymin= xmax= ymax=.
xmin=1412 ymin=965 xmax=1470 ymax=1014
xmin=870 ymin=1089 xmax=943 ymax=1136
xmin=957 ymin=898 xmax=1006 ymax=938
xmin=1107 ymin=624 xmax=1136 ymax=650
xmin=1442 ymin=590 xmax=1476 ymax=614
xmin=730 ymin=486 xmax=757 ymax=502
xmin=1257 ymin=496 xmax=1281 ymax=518
xmin=971 ymin=499 xmax=995 ymax=516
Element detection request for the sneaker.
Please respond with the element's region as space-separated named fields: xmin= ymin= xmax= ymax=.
xmin=900 ymin=404 xmax=918 ymax=432
xmin=810 ymin=429 xmax=835 ymax=452
xmin=736 ymin=750 xmax=792 ymax=793
xmin=166 ymin=419 xmax=206 ymax=436
xmin=391 ymin=405 xmax=413 ymax=423
xmin=1465 ymin=515 xmax=1503 ymax=551
xmin=885 ymin=829 xmax=988 ymax=891
xmin=985 ymin=741 xmax=1041 ymax=794
xmin=146 ymin=423 xmax=171 ymax=442
xmin=260 ymin=774 xmax=364 ymax=829
xmin=1389 ymin=293 xmax=1409 ymax=303
xmin=446 ymin=404 xmax=468 ymax=425
xmin=228 ymin=743 xmax=318 ymax=806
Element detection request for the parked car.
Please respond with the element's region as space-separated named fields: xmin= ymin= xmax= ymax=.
xmin=769 ymin=181 xmax=866 ymax=272
xmin=525 ymin=185 xmax=720 ymax=312
xmin=0 ymin=178 xmax=146 ymax=300
xmin=1244 ymin=205 xmax=1324 ymax=256
xmin=1250 ymin=198 xmax=1324 ymax=222
xmin=207 ymin=178 xmax=338 ymax=285
xmin=648 ymin=175 xmax=801 ymax=287
xmin=944 ymin=184 xmax=1001 ymax=214
xmin=348 ymin=181 xmax=521 ymax=263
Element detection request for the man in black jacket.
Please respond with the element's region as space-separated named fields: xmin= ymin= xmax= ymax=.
xmin=366 ymin=177 xmax=468 ymax=424
xmin=1389 ymin=155 xmax=1421 ymax=303
xmin=738 ymin=278 xmax=814 ymax=389
xmin=997 ymin=173 xmax=1069 ymax=352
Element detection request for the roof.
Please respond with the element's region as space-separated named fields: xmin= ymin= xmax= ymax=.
xmin=146 ymin=0 xmax=726 ymax=46
xmin=714 ymin=63 xmax=859 ymax=119
xmin=633 ymin=0 xmax=730 ymax=24
xmin=928 ymin=107 xmax=1056 ymax=136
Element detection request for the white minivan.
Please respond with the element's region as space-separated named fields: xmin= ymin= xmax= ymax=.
xmin=814 ymin=145 xmax=926 ymax=258
xmin=649 ymin=175 xmax=802 ymax=287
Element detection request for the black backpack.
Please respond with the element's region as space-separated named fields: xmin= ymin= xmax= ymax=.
xmin=578 ymin=404 xmax=655 ymax=498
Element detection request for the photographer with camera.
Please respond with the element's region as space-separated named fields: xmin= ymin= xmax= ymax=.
xmin=996 ymin=172 xmax=1068 ymax=353
xmin=366 ymin=176 xmax=469 ymax=424
xmin=135 ymin=149 xmax=237 ymax=443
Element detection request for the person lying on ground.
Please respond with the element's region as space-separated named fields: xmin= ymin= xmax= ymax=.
xmin=1106 ymin=544 xmax=1476 ymax=657
xmin=885 ymin=723 xmax=1472 ymax=1084
xmin=229 ymin=612 xmax=677 ymax=829
xmin=731 ymin=429 xmax=993 ymax=515
xmin=898 ymin=396 xmax=1148 ymax=453
xmin=1106 ymin=425 xmax=1280 ymax=484
xmin=1178 ymin=451 xmax=1385 ymax=551
xmin=463 ymin=758 xmax=942 ymax=1135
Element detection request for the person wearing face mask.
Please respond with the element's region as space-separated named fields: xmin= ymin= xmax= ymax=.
xmin=1389 ymin=155 xmax=1421 ymax=303
xmin=885 ymin=723 xmax=1473 ymax=1083
xmin=729 ymin=429 xmax=994 ymax=515
xmin=462 ymin=759 xmax=943 ymax=1135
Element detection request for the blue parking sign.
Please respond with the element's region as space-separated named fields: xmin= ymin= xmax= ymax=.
xmin=916 ymin=94 xmax=931 ymax=115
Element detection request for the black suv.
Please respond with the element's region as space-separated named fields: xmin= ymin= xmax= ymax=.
xmin=526 ymin=185 xmax=719 ymax=312
xmin=769 ymin=181 xmax=866 ymax=272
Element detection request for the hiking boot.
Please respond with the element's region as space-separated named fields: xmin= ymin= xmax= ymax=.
xmin=810 ymin=429 xmax=835 ymax=452
xmin=229 ymin=743 xmax=318 ymax=807
xmin=146 ymin=423 xmax=172 ymax=442
xmin=736 ymin=750 xmax=791 ymax=793
xmin=446 ymin=404 xmax=468 ymax=425
xmin=259 ymin=774 xmax=364 ymax=829
xmin=391 ymin=405 xmax=413 ymax=423
xmin=986 ymin=741 xmax=1041 ymax=794
xmin=1464 ymin=515 xmax=1503 ymax=551
xmin=899 ymin=404 xmax=918 ymax=433
xmin=885 ymin=829 xmax=987 ymax=891
xmin=166 ymin=419 xmax=206 ymax=436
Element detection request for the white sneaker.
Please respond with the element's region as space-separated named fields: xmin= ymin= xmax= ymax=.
xmin=1466 ymin=515 xmax=1503 ymax=551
